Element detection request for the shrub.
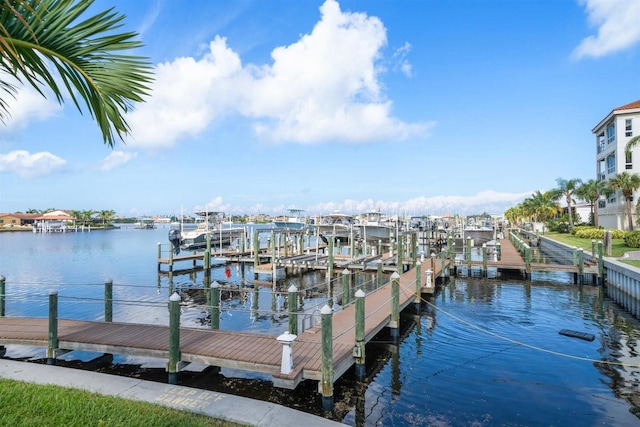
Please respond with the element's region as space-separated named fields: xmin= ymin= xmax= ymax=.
xmin=625 ymin=231 xmax=640 ymax=248
xmin=574 ymin=227 xmax=627 ymax=240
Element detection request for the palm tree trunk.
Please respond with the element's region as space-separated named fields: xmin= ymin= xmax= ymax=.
xmin=593 ymin=202 xmax=599 ymax=228
xmin=627 ymin=199 xmax=634 ymax=230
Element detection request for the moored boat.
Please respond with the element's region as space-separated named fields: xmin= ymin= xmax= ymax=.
xmin=272 ymin=209 xmax=308 ymax=230
xmin=355 ymin=211 xmax=393 ymax=243
xmin=169 ymin=211 xmax=244 ymax=252
xmin=314 ymin=211 xmax=355 ymax=244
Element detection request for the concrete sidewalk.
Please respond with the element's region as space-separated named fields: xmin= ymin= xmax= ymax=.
xmin=0 ymin=359 xmax=347 ymax=427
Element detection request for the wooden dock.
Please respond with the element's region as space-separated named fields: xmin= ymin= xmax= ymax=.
xmin=0 ymin=260 xmax=448 ymax=391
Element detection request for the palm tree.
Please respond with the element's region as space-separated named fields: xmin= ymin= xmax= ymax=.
xmin=555 ymin=178 xmax=582 ymax=229
xmin=576 ymin=179 xmax=609 ymax=228
xmin=0 ymin=0 xmax=153 ymax=147
xmin=80 ymin=209 xmax=94 ymax=226
xmin=608 ymin=172 xmax=640 ymax=230
xmin=97 ymin=209 xmax=115 ymax=226
xmin=521 ymin=191 xmax=561 ymax=232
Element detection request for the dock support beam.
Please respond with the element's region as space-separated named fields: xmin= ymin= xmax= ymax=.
xmin=354 ymin=289 xmax=366 ymax=381
xmin=47 ymin=290 xmax=58 ymax=366
xmin=321 ymin=304 xmax=334 ymax=412
xmin=390 ymin=272 xmax=400 ymax=343
xmin=288 ymin=285 xmax=298 ymax=335
xmin=210 ymin=281 xmax=220 ymax=330
xmin=168 ymin=292 xmax=181 ymax=385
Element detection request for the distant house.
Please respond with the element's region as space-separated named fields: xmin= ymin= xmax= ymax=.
xmin=34 ymin=210 xmax=75 ymax=233
xmin=0 ymin=213 xmax=40 ymax=227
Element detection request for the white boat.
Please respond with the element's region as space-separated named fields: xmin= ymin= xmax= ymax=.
xmin=463 ymin=217 xmax=495 ymax=246
xmin=174 ymin=212 xmax=244 ymax=252
xmin=355 ymin=211 xmax=393 ymax=243
xmin=272 ymin=209 xmax=308 ymax=230
xmin=133 ymin=217 xmax=156 ymax=229
xmin=314 ymin=212 xmax=355 ymax=244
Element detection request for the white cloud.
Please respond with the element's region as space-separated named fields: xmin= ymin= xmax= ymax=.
xmin=0 ymin=77 xmax=61 ymax=133
xmin=125 ymin=0 xmax=430 ymax=149
xmin=197 ymin=197 xmax=232 ymax=214
xmin=307 ymin=191 xmax=532 ymax=216
xmin=98 ymin=151 xmax=137 ymax=171
xmin=0 ymin=150 xmax=66 ymax=178
xmin=572 ymin=0 xmax=640 ymax=59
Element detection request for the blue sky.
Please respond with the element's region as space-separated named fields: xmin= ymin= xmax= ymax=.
xmin=1 ymin=0 xmax=639 ymax=218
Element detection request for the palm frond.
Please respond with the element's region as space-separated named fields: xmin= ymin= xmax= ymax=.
xmin=0 ymin=0 xmax=153 ymax=146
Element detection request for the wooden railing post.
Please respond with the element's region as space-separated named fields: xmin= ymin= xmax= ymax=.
xmin=288 ymin=285 xmax=298 ymax=335
xmin=210 ymin=281 xmax=220 ymax=330
xmin=321 ymin=304 xmax=334 ymax=412
xmin=354 ymin=289 xmax=366 ymax=381
xmin=104 ymin=278 xmax=113 ymax=322
xmin=47 ymin=290 xmax=58 ymax=366
xmin=168 ymin=292 xmax=181 ymax=385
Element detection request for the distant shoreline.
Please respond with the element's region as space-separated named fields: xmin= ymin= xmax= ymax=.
xmin=0 ymin=225 xmax=120 ymax=233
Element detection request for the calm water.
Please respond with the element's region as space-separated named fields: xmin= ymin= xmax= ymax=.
xmin=2 ymin=227 xmax=640 ymax=426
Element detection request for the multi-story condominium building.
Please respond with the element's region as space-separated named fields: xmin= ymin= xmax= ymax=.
xmin=593 ymin=100 xmax=640 ymax=230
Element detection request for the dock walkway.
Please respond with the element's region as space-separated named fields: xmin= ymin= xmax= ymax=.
xmin=0 ymin=260 xmax=448 ymax=390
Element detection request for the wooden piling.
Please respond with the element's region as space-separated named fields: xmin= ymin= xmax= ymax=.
xmin=390 ymin=272 xmax=400 ymax=343
xmin=104 ymin=279 xmax=113 ymax=322
xmin=482 ymin=244 xmax=487 ymax=277
xmin=321 ymin=304 xmax=334 ymax=412
xmin=397 ymin=235 xmax=404 ymax=273
xmin=577 ymin=248 xmax=584 ymax=285
xmin=597 ymin=241 xmax=604 ymax=286
xmin=415 ymin=261 xmax=422 ymax=306
xmin=342 ymin=269 xmax=351 ymax=306
xmin=377 ymin=260 xmax=383 ymax=289
xmin=47 ymin=290 xmax=58 ymax=365
xmin=354 ymin=289 xmax=366 ymax=380
xmin=168 ymin=292 xmax=181 ymax=385
xmin=210 ymin=281 xmax=220 ymax=330
xmin=0 ymin=275 xmax=5 ymax=317
xmin=288 ymin=285 xmax=298 ymax=335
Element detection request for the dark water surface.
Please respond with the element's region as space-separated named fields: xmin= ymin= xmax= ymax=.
xmin=2 ymin=227 xmax=640 ymax=426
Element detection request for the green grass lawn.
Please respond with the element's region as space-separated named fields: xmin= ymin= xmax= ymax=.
xmin=541 ymin=232 xmax=640 ymax=268
xmin=0 ymin=379 xmax=245 ymax=427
